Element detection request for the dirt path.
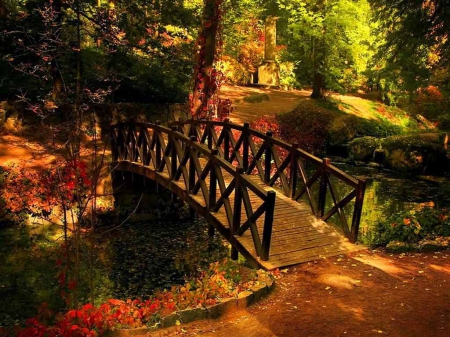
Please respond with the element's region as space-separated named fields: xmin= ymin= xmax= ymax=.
xmin=149 ymin=250 xmax=450 ymax=337
xmin=221 ymin=85 xmax=310 ymax=124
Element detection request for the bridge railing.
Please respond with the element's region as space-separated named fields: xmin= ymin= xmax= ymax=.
xmin=170 ymin=119 xmax=366 ymax=243
xmin=110 ymin=121 xmax=276 ymax=260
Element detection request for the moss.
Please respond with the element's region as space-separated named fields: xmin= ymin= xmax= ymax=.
xmin=348 ymin=137 xmax=379 ymax=162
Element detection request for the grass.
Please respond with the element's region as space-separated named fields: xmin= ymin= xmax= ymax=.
xmin=243 ymin=93 xmax=270 ymax=103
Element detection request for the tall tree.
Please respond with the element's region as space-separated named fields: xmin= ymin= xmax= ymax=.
xmin=190 ymin=0 xmax=223 ymax=117
xmin=280 ymin=0 xmax=373 ymax=97
xmin=369 ymin=0 xmax=450 ymax=99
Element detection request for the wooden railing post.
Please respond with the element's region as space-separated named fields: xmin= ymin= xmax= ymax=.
xmin=170 ymin=127 xmax=178 ymax=180
xmin=243 ymin=123 xmax=249 ymax=172
xmin=189 ymin=136 xmax=196 ymax=193
xmin=207 ymin=124 xmax=213 ymax=150
xmin=208 ymin=149 xmax=218 ymax=237
xmin=318 ymin=158 xmax=331 ymax=218
xmin=224 ymin=118 xmax=230 ymax=162
xmin=264 ymin=131 xmax=273 ymax=184
xmin=110 ymin=126 xmax=118 ymax=161
xmin=289 ymin=143 xmax=299 ymax=199
xmin=231 ymin=167 xmax=243 ymax=260
xmin=350 ymin=179 xmax=366 ymax=243
xmin=155 ymin=120 xmax=162 ymax=168
xmin=128 ymin=118 xmax=136 ymax=162
xmin=261 ymin=191 xmax=276 ymax=261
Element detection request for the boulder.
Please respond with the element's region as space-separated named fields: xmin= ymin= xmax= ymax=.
xmin=418 ymin=239 xmax=448 ymax=252
xmin=348 ymin=136 xmax=379 ymax=162
xmin=328 ymin=114 xmax=358 ymax=146
xmin=386 ymin=241 xmax=415 ymax=253
xmin=381 ymin=134 xmax=448 ymax=174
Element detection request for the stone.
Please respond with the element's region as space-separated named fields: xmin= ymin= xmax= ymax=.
xmin=207 ymin=297 xmax=236 ymax=319
xmin=380 ymin=134 xmax=448 ymax=174
xmin=386 ymin=241 xmax=412 ymax=253
xmin=237 ymin=290 xmax=254 ymax=309
xmin=160 ymin=312 xmax=180 ymax=328
xmin=179 ymin=307 xmax=208 ymax=323
xmin=348 ymin=137 xmax=378 ymax=162
xmin=250 ymin=283 xmax=268 ymax=302
xmin=257 ymin=62 xmax=280 ymax=86
xmin=328 ymin=115 xmax=358 ymax=146
xmin=419 ymin=239 xmax=448 ymax=252
xmin=257 ymin=16 xmax=280 ymax=86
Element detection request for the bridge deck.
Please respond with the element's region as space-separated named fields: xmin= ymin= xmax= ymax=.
xmin=186 ymin=167 xmax=363 ymax=270
xmin=118 ymin=158 xmax=364 ymax=270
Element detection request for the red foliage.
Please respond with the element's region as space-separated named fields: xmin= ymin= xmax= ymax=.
xmin=1 ymin=159 xmax=92 ymax=216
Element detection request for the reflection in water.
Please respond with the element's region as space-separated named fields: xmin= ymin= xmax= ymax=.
xmin=335 ymin=163 xmax=450 ymax=236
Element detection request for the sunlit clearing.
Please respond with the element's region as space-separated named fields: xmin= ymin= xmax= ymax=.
xmin=354 ymin=255 xmax=406 ymax=277
xmin=428 ymin=264 xmax=450 ymax=274
xmin=336 ymin=303 xmax=365 ymax=321
xmin=318 ymin=274 xmax=361 ymax=290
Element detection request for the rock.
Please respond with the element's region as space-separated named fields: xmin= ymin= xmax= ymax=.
xmin=328 ymin=115 xmax=358 ymax=146
xmin=179 ymin=307 xmax=208 ymax=323
xmin=418 ymin=239 xmax=448 ymax=252
xmin=386 ymin=241 xmax=414 ymax=253
xmin=416 ymin=114 xmax=437 ymax=130
xmin=380 ymin=134 xmax=448 ymax=174
xmin=348 ymin=137 xmax=378 ymax=162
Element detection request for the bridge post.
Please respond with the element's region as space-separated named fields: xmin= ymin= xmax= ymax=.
xmin=231 ymin=167 xmax=243 ymax=260
xmin=155 ymin=121 xmax=161 ymax=168
xmin=169 ymin=127 xmax=178 ymax=204
xmin=110 ymin=125 xmax=118 ymax=161
xmin=208 ymin=149 xmax=218 ymax=237
xmin=189 ymin=136 xmax=196 ymax=193
xmin=243 ymin=123 xmax=249 ymax=172
xmin=289 ymin=143 xmax=299 ymax=199
xmin=264 ymin=131 xmax=273 ymax=184
xmin=207 ymin=124 xmax=213 ymax=150
xmin=128 ymin=118 xmax=137 ymax=162
xmin=350 ymin=179 xmax=366 ymax=243
xmin=261 ymin=191 xmax=276 ymax=261
xmin=318 ymin=158 xmax=331 ymax=218
xmin=224 ymin=118 xmax=230 ymax=162
xmin=187 ymin=136 xmax=198 ymax=218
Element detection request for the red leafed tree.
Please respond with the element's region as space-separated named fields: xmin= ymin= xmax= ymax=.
xmin=190 ymin=0 xmax=223 ymax=118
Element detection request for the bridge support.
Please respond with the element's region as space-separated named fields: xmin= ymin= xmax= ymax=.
xmin=111 ymin=170 xmax=172 ymax=218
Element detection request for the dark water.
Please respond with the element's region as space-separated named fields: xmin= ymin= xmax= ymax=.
xmin=0 ymin=214 xmax=230 ymax=326
xmin=333 ymin=163 xmax=450 ymax=236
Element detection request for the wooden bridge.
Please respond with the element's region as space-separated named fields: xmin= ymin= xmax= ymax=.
xmin=110 ymin=119 xmax=366 ymax=270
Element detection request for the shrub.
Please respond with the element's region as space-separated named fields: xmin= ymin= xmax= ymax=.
xmin=371 ymin=207 xmax=450 ymax=246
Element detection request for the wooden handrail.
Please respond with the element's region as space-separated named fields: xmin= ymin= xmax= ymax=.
xmin=110 ymin=121 xmax=276 ymax=260
xmin=169 ymin=119 xmax=366 ymax=243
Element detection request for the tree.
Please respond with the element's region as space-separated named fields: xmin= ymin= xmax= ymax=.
xmin=279 ymin=0 xmax=373 ymax=98
xmin=368 ymin=0 xmax=450 ymax=100
xmin=190 ymin=0 xmax=223 ymax=117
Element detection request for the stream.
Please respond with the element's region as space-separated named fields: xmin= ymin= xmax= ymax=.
xmin=333 ymin=163 xmax=450 ymax=237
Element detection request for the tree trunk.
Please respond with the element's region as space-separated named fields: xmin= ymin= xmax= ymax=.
xmin=190 ymin=0 xmax=221 ymax=117
xmin=0 ymin=0 xmax=7 ymax=19
xmin=311 ymin=72 xmax=324 ymax=99
xmin=51 ymin=0 xmax=64 ymax=100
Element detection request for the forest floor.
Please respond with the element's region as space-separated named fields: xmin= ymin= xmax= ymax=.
xmin=146 ymin=86 xmax=450 ymax=337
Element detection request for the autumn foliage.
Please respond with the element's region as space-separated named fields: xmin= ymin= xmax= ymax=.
xmin=12 ymin=260 xmax=270 ymax=337
xmin=2 ymin=159 xmax=91 ymax=217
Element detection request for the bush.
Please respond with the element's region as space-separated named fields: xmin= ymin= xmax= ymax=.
xmin=371 ymin=207 xmax=450 ymax=246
